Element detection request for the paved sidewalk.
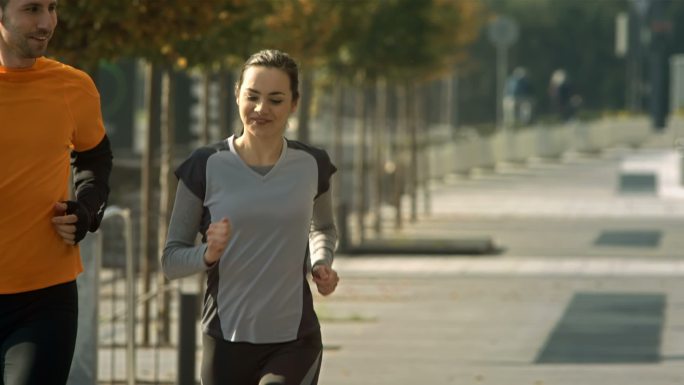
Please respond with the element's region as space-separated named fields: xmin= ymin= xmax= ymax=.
xmin=318 ymin=144 xmax=684 ymax=385
xmin=317 ymin=275 xmax=684 ymax=385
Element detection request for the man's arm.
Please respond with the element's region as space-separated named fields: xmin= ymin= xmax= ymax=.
xmin=69 ymin=134 xmax=113 ymax=241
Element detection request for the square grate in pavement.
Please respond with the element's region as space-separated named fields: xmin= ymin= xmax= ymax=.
xmin=618 ymin=172 xmax=657 ymax=194
xmin=594 ymin=230 xmax=662 ymax=248
xmin=535 ymin=292 xmax=664 ymax=364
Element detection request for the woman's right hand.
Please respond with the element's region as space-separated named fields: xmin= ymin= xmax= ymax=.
xmin=204 ymin=217 xmax=232 ymax=265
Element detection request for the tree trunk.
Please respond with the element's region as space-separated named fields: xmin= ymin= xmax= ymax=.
xmin=353 ymin=83 xmax=367 ymax=243
xmin=140 ymin=62 xmax=160 ymax=345
xmin=332 ymin=84 xmax=344 ymax=204
xmin=156 ymin=69 xmax=176 ymax=345
xmin=409 ymin=83 xmax=418 ymax=223
xmin=373 ymin=78 xmax=387 ymax=236
xmin=297 ymin=70 xmax=313 ymax=143
xmin=218 ymin=67 xmax=235 ymax=139
xmin=332 ymin=84 xmax=347 ymax=250
xmin=200 ymin=71 xmax=211 ymax=144
xmin=448 ymin=68 xmax=460 ymax=138
xmin=444 ymin=70 xmax=454 ymax=134
xmin=394 ymin=84 xmax=408 ymax=230
xmin=417 ymin=83 xmax=431 ymax=216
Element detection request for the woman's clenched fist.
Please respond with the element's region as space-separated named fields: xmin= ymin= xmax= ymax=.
xmin=204 ymin=217 xmax=232 ymax=265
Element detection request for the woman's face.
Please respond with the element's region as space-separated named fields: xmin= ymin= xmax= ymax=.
xmin=237 ymin=66 xmax=297 ymax=139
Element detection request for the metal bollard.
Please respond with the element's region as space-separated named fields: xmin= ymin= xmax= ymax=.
xmin=177 ymin=291 xmax=198 ymax=385
xmin=67 ymin=231 xmax=101 ymax=385
xmin=100 ymin=206 xmax=136 ymax=385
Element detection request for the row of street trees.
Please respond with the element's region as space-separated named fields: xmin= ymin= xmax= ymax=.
xmin=50 ymin=0 xmax=486 ymax=346
xmin=49 ymin=0 xmax=684 ymax=360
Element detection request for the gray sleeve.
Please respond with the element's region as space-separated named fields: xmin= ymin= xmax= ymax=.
xmin=161 ymin=181 xmax=209 ymax=280
xmin=309 ymin=188 xmax=337 ymax=268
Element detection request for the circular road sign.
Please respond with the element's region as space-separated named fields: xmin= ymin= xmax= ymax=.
xmin=488 ymin=16 xmax=519 ymax=47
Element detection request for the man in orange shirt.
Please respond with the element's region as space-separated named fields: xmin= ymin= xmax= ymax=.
xmin=0 ymin=0 xmax=112 ymax=383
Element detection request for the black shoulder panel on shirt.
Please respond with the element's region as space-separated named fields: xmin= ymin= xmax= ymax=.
xmin=286 ymin=139 xmax=337 ymax=198
xmin=174 ymin=141 xmax=228 ymax=201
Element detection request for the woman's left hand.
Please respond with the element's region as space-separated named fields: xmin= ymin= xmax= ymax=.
xmin=312 ymin=264 xmax=339 ymax=296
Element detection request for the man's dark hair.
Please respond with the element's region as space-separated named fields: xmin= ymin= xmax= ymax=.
xmin=0 ymin=0 xmax=7 ymax=10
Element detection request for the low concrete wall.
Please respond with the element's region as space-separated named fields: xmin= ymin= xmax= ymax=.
xmin=427 ymin=117 xmax=654 ymax=181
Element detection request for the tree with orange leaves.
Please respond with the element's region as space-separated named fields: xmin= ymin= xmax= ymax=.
xmin=258 ymin=0 xmax=343 ymax=143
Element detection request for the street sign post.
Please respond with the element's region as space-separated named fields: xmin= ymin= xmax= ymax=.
xmin=488 ymin=16 xmax=519 ymax=130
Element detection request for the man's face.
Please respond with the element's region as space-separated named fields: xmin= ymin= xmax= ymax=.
xmin=0 ymin=0 xmax=57 ymax=68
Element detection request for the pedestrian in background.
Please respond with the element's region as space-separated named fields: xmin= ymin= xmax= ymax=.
xmin=548 ymin=68 xmax=579 ymax=122
xmin=503 ymin=66 xmax=534 ymax=127
xmin=0 ymin=0 xmax=113 ymax=383
xmin=162 ymin=49 xmax=339 ymax=385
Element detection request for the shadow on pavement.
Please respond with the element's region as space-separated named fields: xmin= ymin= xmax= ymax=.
xmin=536 ymin=292 xmax=665 ymax=364
xmin=341 ymin=237 xmax=504 ymax=256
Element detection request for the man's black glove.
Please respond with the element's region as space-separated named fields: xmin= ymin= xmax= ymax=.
xmin=64 ymin=200 xmax=92 ymax=244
